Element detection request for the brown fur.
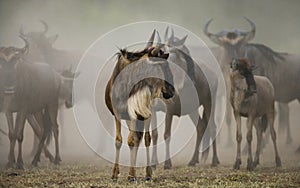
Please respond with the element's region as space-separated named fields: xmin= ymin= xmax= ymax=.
xmin=230 ymin=59 xmax=281 ymax=170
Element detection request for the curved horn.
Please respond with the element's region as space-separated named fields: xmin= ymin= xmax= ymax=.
xmin=170 ymin=28 xmax=175 ymax=42
xmin=164 ymin=26 xmax=169 ymax=41
xmin=243 ymin=17 xmax=256 ymax=42
xmin=145 ymin=29 xmax=156 ymax=49
xmin=203 ymin=19 xmax=213 ymax=37
xmin=151 ymin=31 xmax=164 ymax=56
xmin=203 ymin=19 xmax=223 ymax=45
xmin=19 ymin=25 xmax=26 ymax=37
xmin=19 ymin=35 xmax=29 ymax=54
xmin=40 ymin=20 xmax=48 ymax=34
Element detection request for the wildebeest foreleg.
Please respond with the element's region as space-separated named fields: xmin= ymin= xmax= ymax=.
xmin=233 ymin=111 xmax=242 ymax=170
xmin=277 ymin=102 xmax=292 ymax=144
xmin=246 ymin=116 xmax=254 ymax=171
xmin=253 ymin=121 xmax=262 ymax=168
xmin=27 ymin=113 xmax=54 ymax=163
xmin=144 ymin=119 xmax=152 ymax=181
xmin=111 ymin=117 xmax=122 ymax=180
xmin=48 ymin=106 xmax=61 ymax=165
xmin=150 ymin=112 xmax=158 ymax=169
xmin=268 ymin=112 xmax=282 ymax=167
xmin=15 ymin=113 xmax=26 ymax=170
xmin=188 ymin=116 xmax=206 ymax=166
xmin=164 ymin=113 xmax=173 ymax=169
xmin=127 ymin=120 xmax=143 ymax=181
xmin=6 ymin=112 xmax=16 ymax=168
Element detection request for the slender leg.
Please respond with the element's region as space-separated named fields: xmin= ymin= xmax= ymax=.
xmin=246 ymin=116 xmax=254 ymax=171
xmin=164 ymin=113 xmax=173 ymax=169
xmin=128 ymin=120 xmax=143 ymax=181
xmin=277 ymin=103 xmax=292 ymax=144
xmin=112 ymin=116 xmax=122 ymax=180
xmin=27 ymin=113 xmax=54 ymax=163
xmin=144 ymin=119 xmax=152 ymax=181
xmin=209 ymin=115 xmax=220 ymax=167
xmin=15 ymin=113 xmax=26 ymax=170
xmin=225 ymin=100 xmax=234 ymax=147
xmin=253 ymin=120 xmax=262 ymax=168
xmin=6 ymin=112 xmax=16 ymax=168
xmin=233 ymin=111 xmax=242 ymax=170
xmin=32 ymin=110 xmax=51 ymax=167
xmin=47 ymin=106 xmax=61 ymax=164
xmin=150 ymin=112 xmax=158 ymax=169
xmin=188 ymin=116 xmax=206 ymax=166
xmin=268 ymin=112 xmax=282 ymax=167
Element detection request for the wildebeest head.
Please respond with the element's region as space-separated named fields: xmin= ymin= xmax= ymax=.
xmin=0 ymin=36 xmax=29 ymax=95
xmin=230 ymin=58 xmax=252 ymax=73
xmin=204 ymin=17 xmax=256 ymax=49
xmin=111 ymin=30 xmax=175 ymax=120
xmin=19 ymin=21 xmax=58 ymax=53
xmin=60 ymin=67 xmax=79 ymax=108
xmin=118 ymin=30 xmax=175 ymax=100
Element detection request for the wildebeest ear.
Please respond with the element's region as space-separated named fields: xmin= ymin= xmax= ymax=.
xmin=47 ymin=34 xmax=58 ymax=45
xmin=173 ymin=35 xmax=188 ymax=46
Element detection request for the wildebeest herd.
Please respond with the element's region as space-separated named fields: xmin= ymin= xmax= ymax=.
xmin=0 ymin=18 xmax=299 ymax=184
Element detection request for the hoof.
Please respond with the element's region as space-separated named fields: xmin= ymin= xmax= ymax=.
xmin=164 ymin=159 xmax=172 ymax=169
xmin=211 ymin=157 xmax=220 ymax=167
xmin=188 ymin=160 xmax=197 ymax=167
xmin=54 ymin=160 xmax=61 ymax=165
xmin=276 ymin=157 xmax=282 ymax=167
xmin=253 ymin=160 xmax=259 ymax=168
xmin=233 ymin=159 xmax=241 ymax=170
xmin=16 ymin=163 xmax=24 ymax=170
xmin=111 ymin=177 xmax=118 ymax=182
xmin=247 ymin=161 xmax=254 ymax=171
xmin=128 ymin=176 xmax=136 ymax=182
xmin=145 ymin=176 xmax=151 ymax=181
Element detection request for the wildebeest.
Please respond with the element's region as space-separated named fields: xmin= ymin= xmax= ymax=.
xmin=19 ymin=21 xmax=84 ymax=154
xmin=229 ymin=58 xmax=281 ymax=170
xmin=105 ymin=30 xmax=175 ymax=181
xmin=204 ymin=17 xmax=300 ymax=147
xmin=0 ymin=37 xmax=76 ymax=169
xmin=19 ymin=21 xmax=82 ymax=72
xmin=151 ymin=28 xmax=220 ymax=169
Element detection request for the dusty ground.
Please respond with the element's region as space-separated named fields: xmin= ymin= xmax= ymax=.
xmin=0 ymin=160 xmax=299 ymax=187
xmin=0 ymin=145 xmax=300 ymax=188
xmin=0 ymin=103 xmax=299 ymax=187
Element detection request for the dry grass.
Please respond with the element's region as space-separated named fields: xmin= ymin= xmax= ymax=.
xmin=0 ymin=161 xmax=299 ymax=188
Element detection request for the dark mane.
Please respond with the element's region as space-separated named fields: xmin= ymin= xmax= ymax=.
xmin=246 ymin=43 xmax=285 ymax=62
xmin=117 ymin=48 xmax=148 ymax=62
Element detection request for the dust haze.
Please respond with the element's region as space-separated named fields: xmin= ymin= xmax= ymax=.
xmin=0 ymin=0 xmax=299 ymax=169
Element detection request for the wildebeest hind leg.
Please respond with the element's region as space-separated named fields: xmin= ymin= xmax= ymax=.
xmin=15 ymin=113 xmax=26 ymax=170
xmin=150 ymin=112 xmax=158 ymax=169
xmin=47 ymin=106 xmax=61 ymax=165
xmin=6 ymin=113 xmax=16 ymax=168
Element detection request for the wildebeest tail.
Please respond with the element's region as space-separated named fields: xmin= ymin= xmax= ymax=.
xmin=43 ymin=109 xmax=53 ymax=146
xmin=261 ymin=114 xmax=268 ymax=133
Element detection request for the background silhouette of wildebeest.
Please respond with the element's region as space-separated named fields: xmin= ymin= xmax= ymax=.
xmin=105 ymin=30 xmax=175 ymax=181
xmin=150 ymin=28 xmax=220 ymax=170
xmin=204 ymin=17 xmax=300 ymax=151
xmin=0 ymin=37 xmax=77 ymax=169
xmin=229 ymin=58 xmax=281 ymax=171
